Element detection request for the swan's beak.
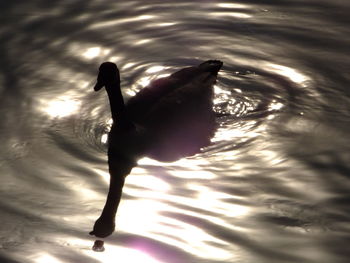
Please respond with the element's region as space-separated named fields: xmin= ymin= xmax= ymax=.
xmin=94 ymin=80 xmax=104 ymax=91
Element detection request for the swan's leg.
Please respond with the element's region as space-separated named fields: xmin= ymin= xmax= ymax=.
xmin=90 ymin=156 xmax=135 ymax=238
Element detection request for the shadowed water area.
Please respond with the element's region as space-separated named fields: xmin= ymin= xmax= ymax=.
xmin=1 ymin=1 xmax=350 ymax=263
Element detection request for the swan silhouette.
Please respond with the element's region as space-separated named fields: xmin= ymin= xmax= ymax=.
xmin=90 ymin=60 xmax=223 ymax=238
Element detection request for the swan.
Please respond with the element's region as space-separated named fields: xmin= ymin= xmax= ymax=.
xmin=90 ymin=60 xmax=223 ymax=238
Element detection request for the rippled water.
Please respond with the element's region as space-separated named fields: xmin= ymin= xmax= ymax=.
xmin=1 ymin=1 xmax=350 ymax=262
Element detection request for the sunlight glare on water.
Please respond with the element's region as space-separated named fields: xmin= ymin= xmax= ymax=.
xmin=267 ymin=63 xmax=309 ymax=84
xmin=82 ymin=47 xmax=111 ymax=60
xmin=34 ymin=253 xmax=63 ymax=263
xmin=41 ymin=95 xmax=81 ymax=118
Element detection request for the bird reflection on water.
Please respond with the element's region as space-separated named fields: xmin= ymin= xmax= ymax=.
xmin=89 ymin=60 xmax=223 ymax=239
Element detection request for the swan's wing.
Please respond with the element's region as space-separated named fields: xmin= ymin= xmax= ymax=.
xmin=144 ymin=72 xmax=216 ymax=126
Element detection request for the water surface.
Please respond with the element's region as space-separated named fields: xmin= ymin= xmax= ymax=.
xmin=1 ymin=1 xmax=350 ymax=263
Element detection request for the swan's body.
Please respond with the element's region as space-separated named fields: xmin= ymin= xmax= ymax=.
xmin=126 ymin=60 xmax=223 ymax=126
xmin=104 ymin=60 xmax=223 ymax=161
xmin=90 ymin=60 xmax=223 ymax=238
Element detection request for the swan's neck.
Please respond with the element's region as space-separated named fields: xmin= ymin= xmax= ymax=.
xmin=105 ymin=82 xmax=125 ymax=122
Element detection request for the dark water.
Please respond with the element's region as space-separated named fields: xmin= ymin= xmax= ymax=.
xmin=1 ymin=1 xmax=350 ymax=262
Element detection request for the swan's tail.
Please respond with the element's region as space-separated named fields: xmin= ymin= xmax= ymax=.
xmin=199 ymin=60 xmax=223 ymax=75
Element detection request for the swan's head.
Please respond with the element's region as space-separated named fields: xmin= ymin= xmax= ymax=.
xmin=94 ymin=62 xmax=120 ymax=91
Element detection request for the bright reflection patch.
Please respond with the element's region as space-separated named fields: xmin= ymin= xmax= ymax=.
xmin=138 ymin=157 xmax=209 ymax=167
xmin=135 ymin=39 xmax=152 ymax=45
xmin=83 ymin=47 xmax=100 ymax=59
xmin=210 ymin=12 xmax=251 ymax=18
xmin=122 ymin=62 xmax=136 ymax=70
xmin=137 ymin=76 xmax=152 ymax=87
xmin=168 ymin=170 xmax=216 ymax=179
xmin=217 ymin=3 xmax=247 ymax=8
xmin=34 ymin=253 xmax=62 ymax=263
xmin=101 ymin=133 xmax=108 ymax=144
xmin=213 ymin=84 xmax=232 ymax=105
xmin=90 ymin=15 xmax=156 ymax=29
xmin=268 ymin=64 xmax=308 ymax=84
xmin=85 ymin=247 xmax=163 ymax=263
xmin=146 ymin=65 xmax=166 ymax=74
xmin=127 ymin=168 xmax=170 ymax=192
xmin=269 ymin=100 xmax=284 ymax=111
xmin=211 ymin=120 xmax=262 ymax=143
xmin=157 ymin=22 xmax=176 ymax=27
xmin=66 ymin=238 xmax=162 ymax=263
xmin=189 ymin=184 xmax=250 ymax=217
xmin=117 ymin=200 xmax=233 ymax=260
xmin=43 ymin=96 xmax=81 ymax=118
xmin=138 ymin=15 xmax=155 ymax=20
xmin=93 ymin=168 xmax=110 ymax=183
xmin=82 ymin=47 xmax=110 ymax=59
